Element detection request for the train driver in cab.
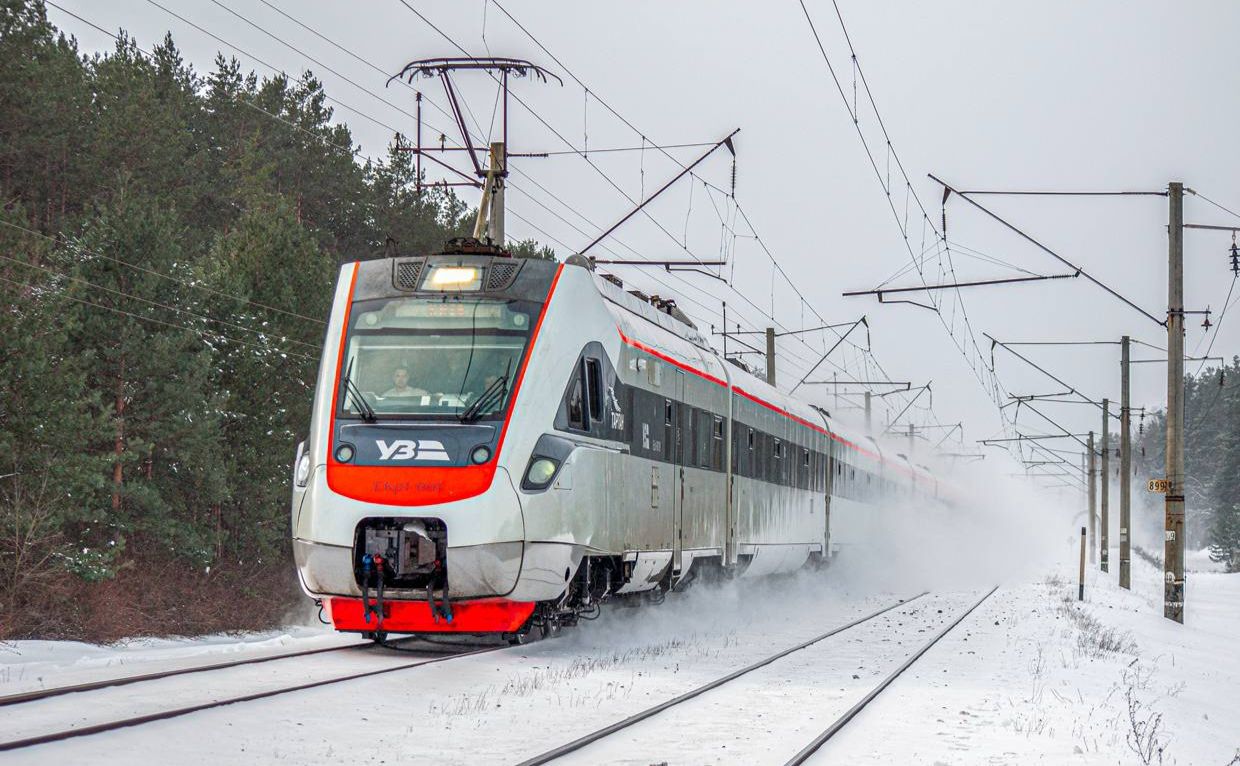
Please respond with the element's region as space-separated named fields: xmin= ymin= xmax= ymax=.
xmin=383 ymin=366 xmax=428 ymax=398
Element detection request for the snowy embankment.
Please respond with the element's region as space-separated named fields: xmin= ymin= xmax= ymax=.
xmin=1 ymin=550 xmax=1236 ymax=764
xmin=818 ymin=549 xmax=1240 ymax=766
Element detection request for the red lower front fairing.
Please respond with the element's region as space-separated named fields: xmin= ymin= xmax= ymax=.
xmin=327 ymin=596 xmax=535 ymax=633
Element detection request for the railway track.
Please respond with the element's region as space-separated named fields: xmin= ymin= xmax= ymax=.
xmin=0 ymin=639 xmax=506 ymax=753
xmin=784 ymin=586 xmax=999 ymax=765
xmin=516 ymin=587 xmax=998 ymax=766
xmin=0 ymin=635 xmax=419 ymax=708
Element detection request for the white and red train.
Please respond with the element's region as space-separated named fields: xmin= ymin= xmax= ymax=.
xmin=290 ymin=242 xmax=944 ymax=641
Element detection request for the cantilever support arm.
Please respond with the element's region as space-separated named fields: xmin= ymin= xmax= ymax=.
xmin=789 ymin=317 xmax=867 ymax=394
xmin=844 ymin=272 xmax=1079 ymax=300
xmin=578 ymin=129 xmax=740 ymax=257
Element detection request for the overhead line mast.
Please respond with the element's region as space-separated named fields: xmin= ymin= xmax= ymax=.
xmin=932 ymin=174 xmax=1240 ymax=624
xmin=482 ymin=0 xmax=937 ymax=424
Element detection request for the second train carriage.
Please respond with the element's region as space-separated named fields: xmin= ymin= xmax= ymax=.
xmin=290 ymin=243 xmax=942 ymax=639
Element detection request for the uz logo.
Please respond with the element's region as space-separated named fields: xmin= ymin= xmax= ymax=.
xmin=376 ymin=439 xmax=450 ymax=462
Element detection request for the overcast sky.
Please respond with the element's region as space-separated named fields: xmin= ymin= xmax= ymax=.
xmin=46 ymin=1 xmax=1240 ymax=482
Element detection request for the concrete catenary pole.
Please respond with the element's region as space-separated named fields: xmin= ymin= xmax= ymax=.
xmin=1088 ymin=431 xmax=1097 ymax=564
xmin=864 ymin=391 xmax=872 ymax=432
xmin=1101 ymin=398 xmax=1110 ymax=572
xmin=472 ymin=145 xmax=497 ymax=240
xmin=765 ymin=327 xmax=776 ymax=386
xmin=1166 ymin=181 xmax=1186 ymax=623
xmin=908 ymin=423 xmax=915 ymax=457
xmin=1120 ymin=335 xmax=1132 ymax=589
xmin=1082 ymin=451 xmax=1089 ymax=547
xmin=1078 ymin=526 xmax=1087 ymax=601
xmin=487 ymin=141 xmax=506 ymax=246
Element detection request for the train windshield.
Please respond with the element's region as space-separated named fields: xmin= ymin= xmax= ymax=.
xmin=338 ymin=296 xmax=538 ymax=421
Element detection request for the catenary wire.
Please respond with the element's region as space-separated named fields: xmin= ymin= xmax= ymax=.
xmin=0 ymin=217 xmax=327 ymax=326
xmin=0 ymin=252 xmax=319 ymax=351
xmin=0 ymin=275 xmax=315 ymax=361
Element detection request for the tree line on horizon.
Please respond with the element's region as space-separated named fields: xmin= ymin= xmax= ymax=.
xmin=1136 ymin=358 xmax=1240 ymax=572
xmin=0 ymin=0 xmax=551 ymax=640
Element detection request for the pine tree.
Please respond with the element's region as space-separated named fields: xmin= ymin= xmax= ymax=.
xmin=0 ymin=0 xmax=550 ymax=639
xmin=1208 ymin=359 xmax=1240 ymax=571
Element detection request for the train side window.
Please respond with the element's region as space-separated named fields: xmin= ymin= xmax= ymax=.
xmin=747 ymin=428 xmax=754 ymax=450
xmin=774 ymin=439 xmax=784 ymax=459
xmin=711 ymin=416 xmax=723 ymax=469
xmin=567 ymin=372 xmax=586 ymax=431
xmin=802 ymin=449 xmax=810 ymax=468
xmin=664 ymin=399 xmax=673 ymax=426
xmin=699 ymin=411 xmax=712 ymax=468
xmin=685 ymin=407 xmax=697 ymax=466
xmin=584 ymin=358 xmax=602 ymax=421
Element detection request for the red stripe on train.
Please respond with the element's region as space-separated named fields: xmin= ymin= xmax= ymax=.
xmin=616 ymin=330 xmax=891 ymax=464
xmin=327 ymin=597 xmax=535 ymax=633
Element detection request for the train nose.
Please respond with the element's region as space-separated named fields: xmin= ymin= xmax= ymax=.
xmin=293 ymin=466 xmax=526 ymax=601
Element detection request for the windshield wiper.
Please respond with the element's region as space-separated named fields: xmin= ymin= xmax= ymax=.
xmin=341 ymin=360 xmax=376 ymax=422
xmin=459 ymin=374 xmax=508 ymax=423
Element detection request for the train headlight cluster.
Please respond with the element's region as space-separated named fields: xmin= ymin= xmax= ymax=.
xmin=470 ymin=445 xmax=492 ymax=465
xmin=294 ymin=452 xmax=311 ymax=488
xmin=524 ymin=457 xmax=559 ymax=488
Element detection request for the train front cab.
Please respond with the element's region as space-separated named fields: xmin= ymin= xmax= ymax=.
xmin=291 ymin=252 xmax=563 ymax=637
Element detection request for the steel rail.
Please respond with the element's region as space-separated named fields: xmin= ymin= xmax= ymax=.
xmin=514 ymin=593 xmax=928 ymax=766
xmin=0 ymin=637 xmax=418 ymax=708
xmin=785 ymin=586 xmax=999 ymax=765
xmin=0 ymin=644 xmax=503 ymax=752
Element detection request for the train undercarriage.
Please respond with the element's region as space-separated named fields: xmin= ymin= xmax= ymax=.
xmin=342 ymin=516 xmax=827 ymax=645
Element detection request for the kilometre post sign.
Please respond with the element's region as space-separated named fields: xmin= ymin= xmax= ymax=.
xmin=1147 ymin=478 xmax=1171 ymax=493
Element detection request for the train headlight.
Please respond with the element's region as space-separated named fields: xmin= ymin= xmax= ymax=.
xmin=295 ymin=453 xmax=311 ymax=487
xmin=334 ymin=443 xmax=355 ymax=463
xmin=470 ymin=445 xmax=492 ymax=464
xmin=423 ymin=265 xmax=481 ymax=291
xmin=293 ymin=440 xmax=311 ymax=488
xmin=524 ymin=457 xmax=559 ymax=488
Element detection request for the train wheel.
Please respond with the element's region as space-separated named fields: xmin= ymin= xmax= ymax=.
xmin=505 ymin=631 xmax=533 ymax=646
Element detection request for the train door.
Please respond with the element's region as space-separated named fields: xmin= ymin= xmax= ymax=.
xmin=672 ymin=369 xmax=686 ymax=575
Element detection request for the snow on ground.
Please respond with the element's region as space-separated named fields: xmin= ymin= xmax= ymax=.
xmin=2 ymin=486 xmax=1237 ymax=765
xmin=0 ymin=624 xmax=357 ymax=697
xmin=816 ymin=551 xmax=1240 ymax=766
xmin=3 ymin=555 xmax=1236 ymax=765
xmin=1 ymin=574 xmax=924 ymax=764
